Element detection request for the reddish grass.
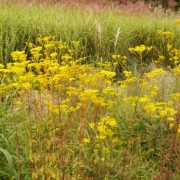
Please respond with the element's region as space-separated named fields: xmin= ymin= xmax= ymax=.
xmin=0 ymin=0 xmax=155 ymax=12
xmin=0 ymin=0 xmax=176 ymax=18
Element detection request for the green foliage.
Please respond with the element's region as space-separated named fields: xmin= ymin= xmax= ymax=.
xmin=1 ymin=1 xmax=180 ymax=179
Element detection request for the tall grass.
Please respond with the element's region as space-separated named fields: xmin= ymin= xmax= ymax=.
xmin=0 ymin=1 xmax=180 ymax=64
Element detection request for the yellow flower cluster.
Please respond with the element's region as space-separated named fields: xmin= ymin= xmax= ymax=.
xmin=111 ymin=54 xmax=127 ymax=68
xmin=128 ymin=45 xmax=152 ymax=66
xmin=87 ymin=115 xmax=119 ymax=166
xmin=168 ymin=47 xmax=180 ymax=66
xmin=144 ymin=68 xmax=165 ymax=81
xmin=174 ymin=19 xmax=180 ymax=25
xmin=96 ymin=116 xmax=117 ymax=140
xmin=157 ymin=30 xmax=174 ymax=39
xmin=129 ymin=45 xmax=152 ymax=55
xmin=1 ymin=36 xmax=125 ymax=179
xmin=2 ymin=33 xmax=180 ymax=178
xmin=154 ymin=55 xmax=165 ymax=65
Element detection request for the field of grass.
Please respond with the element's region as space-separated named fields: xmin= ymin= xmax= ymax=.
xmin=1 ymin=0 xmax=180 ymax=180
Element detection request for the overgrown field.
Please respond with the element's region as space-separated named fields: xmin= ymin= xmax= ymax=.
xmin=1 ymin=1 xmax=180 ymax=180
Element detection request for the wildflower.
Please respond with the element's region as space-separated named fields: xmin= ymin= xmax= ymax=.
xmin=72 ymin=41 xmax=80 ymax=48
xmin=42 ymin=36 xmax=55 ymax=43
xmin=0 ymin=64 xmax=4 ymax=69
xmin=144 ymin=103 xmax=156 ymax=114
xmin=139 ymin=96 xmax=150 ymax=103
xmin=44 ymin=43 xmax=54 ymax=49
xmin=101 ymin=157 xmax=105 ymax=162
xmin=112 ymin=54 xmax=121 ymax=60
xmin=22 ymin=83 xmax=31 ymax=90
xmin=15 ymin=101 xmax=23 ymax=105
xmin=61 ymin=54 xmax=72 ymax=61
xmin=93 ymin=159 xmax=98 ymax=164
xmin=11 ymin=83 xmax=20 ymax=88
xmin=83 ymin=138 xmax=90 ymax=144
xmin=173 ymin=65 xmax=180 ymax=76
xmin=112 ymin=137 xmax=119 ymax=144
xmin=157 ymin=30 xmax=174 ymax=39
xmin=103 ymin=148 xmax=110 ymax=154
xmin=174 ymin=20 xmax=180 ymax=25
xmin=172 ymin=93 xmax=180 ymax=101
xmin=177 ymin=127 xmax=180 ymax=135
xmin=102 ymin=87 xmax=116 ymax=95
xmin=159 ymin=108 xmax=177 ymax=118
xmin=89 ymin=123 xmax=95 ymax=129
xmin=11 ymin=51 xmax=27 ymax=62
xmin=50 ymin=52 xmax=58 ymax=58
xmin=169 ymin=123 xmax=174 ymax=128
xmin=100 ymin=70 xmax=116 ymax=79
xmin=128 ymin=45 xmax=152 ymax=66
xmin=167 ymin=45 xmax=172 ymax=51
xmin=128 ymin=45 xmax=152 ymax=55
xmin=30 ymin=46 xmax=42 ymax=52
xmin=144 ymin=68 xmax=165 ymax=81
xmin=120 ymin=84 xmax=127 ymax=89
xmin=68 ymin=50 xmax=74 ymax=55
xmin=123 ymin=71 xmax=132 ymax=78
xmin=93 ymin=149 xmax=98 ymax=154
xmin=167 ymin=117 xmax=174 ymax=121
xmin=26 ymin=42 xmax=34 ymax=49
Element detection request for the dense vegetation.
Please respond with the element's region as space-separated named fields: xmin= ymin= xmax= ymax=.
xmin=110 ymin=0 xmax=180 ymax=10
xmin=1 ymin=0 xmax=180 ymax=179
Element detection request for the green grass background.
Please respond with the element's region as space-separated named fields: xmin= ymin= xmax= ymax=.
xmin=0 ymin=1 xmax=180 ymax=64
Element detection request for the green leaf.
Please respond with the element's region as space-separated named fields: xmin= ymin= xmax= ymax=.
xmin=0 ymin=148 xmax=14 ymax=178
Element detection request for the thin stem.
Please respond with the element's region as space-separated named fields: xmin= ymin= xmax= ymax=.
xmin=165 ymin=112 xmax=180 ymax=180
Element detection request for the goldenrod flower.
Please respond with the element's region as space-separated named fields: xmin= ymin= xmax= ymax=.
xmin=174 ymin=19 xmax=180 ymax=25
xmin=83 ymin=138 xmax=90 ymax=144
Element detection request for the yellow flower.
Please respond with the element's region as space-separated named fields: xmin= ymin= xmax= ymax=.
xmin=157 ymin=30 xmax=173 ymax=38
xmin=167 ymin=45 xmax=172 ymax=51
xmin=44 ymin=43 xmax=54 ymax=49
xmin=73 ymin=41 xmax=80 ymax=47
xmin=103 ymin=147 xmax=110 ymax=154
xmin=89 ymin=123 xmax=95 ymax=129
xmin=174 ymin=20 xmax=180 ymax=25
xmin=169 ymin=123 xmax=174 ymax=128
xmin=101 ymin=157 xmax=105 ymax=162
xmin=11 ymin=51 xmax=27 ymax=62
xmin=30 ymin=46 xmax=42 ymax=52
xmin=144 ymin=103 xmax=156 ymax=114
xmin=0 ymin=64 xmax=4 ymax=69
xmin=177 ymin=128 xmax=180 ymax=135
xmin=102 ymin=87 xmax=116 ymax=95
xmin=112 ymin=137 xmax=119 ymax=144
xmin=139 ymin=96 xmax=150 ymax=103
xmin=123 ymin=71 xmax=132 ymax=78
xmin=22 ymin=83 xmax=31 ymax=90
xmin=83 ymin=138 xmax=90 ymax=144
xmin=50 ymin=52 xmax=58 ymax=58
xmin=15 ymin=101 xmax=23 ymax=106
xmin=159 ymin=108 xmax=177 ymax=118
xmin=93 ymin=159 xmax=98 ymax=164
xmin=93 ymin=149 xmax=98 ymax=154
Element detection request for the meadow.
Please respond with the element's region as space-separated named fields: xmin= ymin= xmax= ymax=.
xmin=1 ymin=0 xmax=180 ymax=179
